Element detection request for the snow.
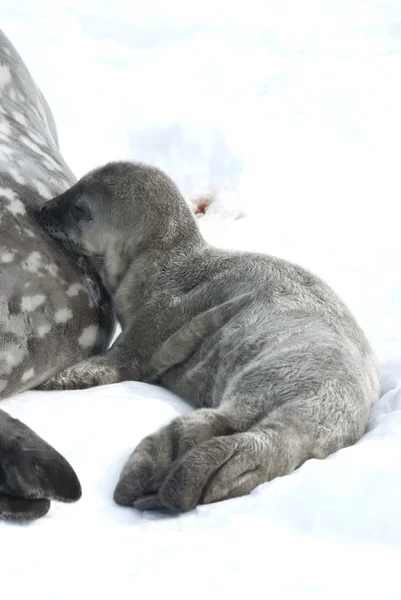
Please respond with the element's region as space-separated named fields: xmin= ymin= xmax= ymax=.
xmin=2 ymin=1 xmax=401 ymax=598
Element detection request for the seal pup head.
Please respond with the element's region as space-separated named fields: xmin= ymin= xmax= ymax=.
xmin=39 ymin=161 xmax=203 ymax=286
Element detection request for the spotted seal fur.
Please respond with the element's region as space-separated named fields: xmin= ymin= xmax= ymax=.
xmin=0 ymin=30 xmax=115 ymax=520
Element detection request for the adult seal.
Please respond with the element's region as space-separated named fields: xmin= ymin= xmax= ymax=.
xmin=39 ymin=161 xmax=380 ymax=513
xmin=0 ymin=30 xmax=115 ymax=520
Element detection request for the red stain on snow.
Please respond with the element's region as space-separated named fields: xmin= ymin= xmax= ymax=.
xmin=192 ymin=196 xmax=212 ymax=215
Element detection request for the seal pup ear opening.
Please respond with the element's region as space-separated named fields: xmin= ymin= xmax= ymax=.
xmin=0 ymin=409 xmax=82 ymax=521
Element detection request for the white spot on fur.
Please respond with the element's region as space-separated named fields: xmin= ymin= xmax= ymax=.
xmin=37 ymin=323 xmax=51 ymax=338
xmin=67 ymin=283 xmax=86 ymax=297
xmin=0 ymin=346 xmax=25 ymax=376
xmin=0 ymin=63 xmax=11 ymax=88
xmin=33 ymin=179 xmax=52 ymax=199
xmin=0 ymin=188 xmax=26 ymax=216
xmin=12 ymin=110 xmax=27 ymax=126
xmin=9 ymin=87 xmax=16 ymax=102
xmin=4 ymin=47 xmax=11 ymax=57
xmin=0 ymin=379 xmax=7 ymax=392
xmin=24 ymin=228 xmax=35 ymax=238
xmin=9 ymin=167 xmax=25 ymax=185
xmin=0 ymin=121 xmax=11 ymax=137
xmin=9 ymin=198 xmax=26 ymax=215
xmin=78 ymin=325 xmax=98 ymax=348
xmin=1 ymin=251 xmax=15 ymax=263
xmin=24 ymin=251 xmax=42 ymax=273
xmin=0 ymin=188 xmax=16 ymax=202
xmin=21 ymin=294 xmax=46 ymax=312
xmin=55 ymin=307 xmax=73 ymax=323
xmin=21 ymin=367 xmax=35 ymax=382
xmin=1 ymin=189 xmax=25 ymax=214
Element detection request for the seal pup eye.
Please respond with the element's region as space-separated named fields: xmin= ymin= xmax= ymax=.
xmin=71 ymin=203 xmax=91 ymax=222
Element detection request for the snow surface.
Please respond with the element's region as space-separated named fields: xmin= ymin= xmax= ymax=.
xmin=2 ymin=1 xmax=401 ymax=598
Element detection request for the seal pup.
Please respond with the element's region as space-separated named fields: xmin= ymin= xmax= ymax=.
xmin=39 ymin=161 xmax=380 ymax=512
xmin=0 ymin=30 xmax=115 ymax=520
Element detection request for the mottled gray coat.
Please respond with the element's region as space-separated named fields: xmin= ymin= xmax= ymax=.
xmin=0 ymin=30 xmax=115 ymax=520
xmin=41 ymin=163 xmax=379 ymax=511
xmin=39 ymin=161 xmax=380 ymax=512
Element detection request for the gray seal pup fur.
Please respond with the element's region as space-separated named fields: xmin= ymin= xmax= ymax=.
xmin=0 ymin=30 xmax=115 ymax=520
xmin=39 ymin=160 xmax=380 ymax=512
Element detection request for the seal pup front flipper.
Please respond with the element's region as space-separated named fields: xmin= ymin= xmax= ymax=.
xmin=144 ymin=293 xmax=252 ymax=383
xmin=0 ymin=409 xmax=81 ymax=521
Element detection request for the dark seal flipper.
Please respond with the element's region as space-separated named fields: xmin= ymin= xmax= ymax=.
xmin=0 ymin=496 xmax=50 ymax=522
xmin=0 ymin=409 xmax=81 ymax=521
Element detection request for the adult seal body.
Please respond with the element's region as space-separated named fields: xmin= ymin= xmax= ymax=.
xmin=0 ymin=30 xmax=115 ymax=520
xmin=39 ymin=161 xmax=380 ymax=512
